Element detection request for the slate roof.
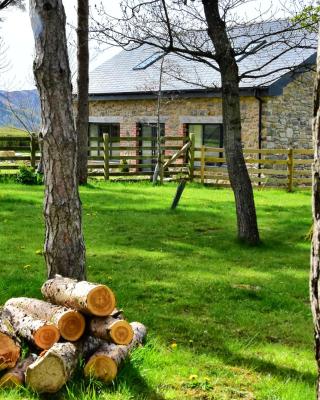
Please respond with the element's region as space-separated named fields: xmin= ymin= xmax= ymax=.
xmin=88 ymin=20 xmax=316 ymax=97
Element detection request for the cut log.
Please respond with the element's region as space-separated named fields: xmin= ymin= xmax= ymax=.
xmin=26 ymin=342 xmax=78 ymax=393
xmin=25 ymin=336 xmax=103 ymax=393
xmin=90 ymin=314 xmax=134 ymax=345
xmin=84 ymin=322 xmax=147 ymax=383
xmin=4 ymin=305 xmax=60 ymax=350
xmin=0 ymin=354 xmax=37 ymax=388
xmin=5 ymin=298 xmax=85 ymax=341
xmin=0 ymin=310 xmax=20 ymax=370
xmin=41 ymin=275 xmax=116 ymax=316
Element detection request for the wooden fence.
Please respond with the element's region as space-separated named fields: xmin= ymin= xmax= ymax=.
xmin=0 ymin=134 xmax=313 ymax=190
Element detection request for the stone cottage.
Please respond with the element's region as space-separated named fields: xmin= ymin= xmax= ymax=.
xmin=87 ymin=20 xmax=316 ymax=162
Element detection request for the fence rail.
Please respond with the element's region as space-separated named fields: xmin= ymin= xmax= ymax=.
xmin=0 ymin=134 xmax=313 ymax=190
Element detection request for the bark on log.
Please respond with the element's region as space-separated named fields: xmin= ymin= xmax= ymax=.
xmin=84 ymin=322 xmax=146 ymax=383
xmin=0 ymin=310 xmax=20 ymax=370
xmin=41 ymin=275 xmax=116 ymax=316
xmin=30 ymin=0 xmax=86 ymax=280
xmin=0 ymin=354 xmax=37 ymax=388
xmin=25 ymin=335 xmax=103 ymax=393
xmin=5 ymin=297 xmax=85 ymax=341
xmin=4 ymin=305 xmax=60 ymax=350
xmin=89 ymin=314 xmax=133 ymax=345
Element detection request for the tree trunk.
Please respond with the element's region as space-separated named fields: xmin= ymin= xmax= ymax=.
xmin=311 ymin=25 xmax=320 ymax=400
xmin=0 ymin=354 xmax=37 ymax=388
xmin=29 ymin=0 xmax=86 ymax=279
xmin=0 ymin=310 xmax=20 ymax=370
xmin=5 ymin=297 xmax=85 ymax=341
xmin=84 ymin=322 xmax=146 ymax=383
xmin=202 ymin=0 xmax=260 ymax=245
xmin=76 ymin=0 xmax=89 ymax=185
xmin=4 ymin=305 xmax=60 ymax=350
xmin=41 ymin=275 xmax=116 ymax=316
xmin=89 ymin=314 xmax=134 ymax=345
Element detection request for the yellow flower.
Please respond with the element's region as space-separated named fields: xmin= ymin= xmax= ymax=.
xmin=171 ymin=342 xmax=177 ymax=349
xmin=189 ymin=374 xmax=198 ymax=380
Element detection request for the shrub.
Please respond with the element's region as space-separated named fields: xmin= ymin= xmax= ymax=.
xmin=16 ymin=166 xmax=42 ymax=185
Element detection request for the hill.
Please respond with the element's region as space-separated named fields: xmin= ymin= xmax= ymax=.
xmin=0 ymin=89 xmax=40 ymax=132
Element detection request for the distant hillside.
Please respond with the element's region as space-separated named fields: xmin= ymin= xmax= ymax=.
xmin=0 ymin=89 xmax=41 ymax=132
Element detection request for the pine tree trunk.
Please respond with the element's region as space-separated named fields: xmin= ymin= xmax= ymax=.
xmin=311 ymin=25 xmax=320 ymax=400
xmin=29 ymin=0 xmax=86 ymax=279
xmin=5 ymin=297 xmax=85 ymax=341
xmin=41 ymin=275 xmax=116 ymax=316
xmin=202 ymin=0 xmax=260 ymax=245
xmin=76 ymin=0 xmax=89 ymax=185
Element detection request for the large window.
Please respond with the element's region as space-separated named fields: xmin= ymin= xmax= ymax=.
xmin=139 ymin=123 xmax=165 ymax=171
xmin=188 ymin=123 xmax=223 ymax=148
xmin=89 ymin=123 xmax=120 ymax=158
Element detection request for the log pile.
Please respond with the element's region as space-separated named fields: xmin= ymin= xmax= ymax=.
xmin=0 ymin=276 xmax=146 ymax=393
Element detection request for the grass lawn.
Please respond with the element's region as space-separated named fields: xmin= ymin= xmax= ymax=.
xmin=0 ymin=126 xmax=28 ymax=137
xmin=0 ymin=181 xmax=315 ymax=399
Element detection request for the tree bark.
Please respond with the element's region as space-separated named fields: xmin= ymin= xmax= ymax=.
xmin=311 ymin=24 xmax=320 ymax=400
xmin=202 ymin=0 xmax=260 ymax=245
xmin=76 ymin=0 xmax=89 ymax=185
xmin=5 ymin=297 xmax=85 ymax=341
xmin=41 ymin=275 xmax=116 ymax=316
xmin=4 ymin=305 xmax=60 ymax=350
xmin=84 ymin=322 xmax=146 ymax=383
xmin=29 ymin=0 xmax=86 ymax=279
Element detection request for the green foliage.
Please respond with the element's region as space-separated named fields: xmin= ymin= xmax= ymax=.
xmin=16 ymin=166 xmax=42 ymax=185
xmin=120 ymin=159 xmax=129 ymax=173
xmin=292 ymin=6 xmax=320 ymax=32
xmin=0 ymin=182 xmax=315 ymax=399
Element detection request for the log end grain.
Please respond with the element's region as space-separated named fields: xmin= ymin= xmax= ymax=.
xmin=110 ymin=320 xmax=134 ymax=345
xmin=34 ymin=325 xmax=60 ymax=350
xmin=58 ymin=311 xmax=85 ymax=341
xmin=87 ymin=285 xmax=116 ymax=316
xmin=26 ymin=353 xmax=66 ymax=393
xmin=0 ymin=332 xmax=20 ymax=370
xmin=84 ymin=354 xmax=117 ymax=383
xmin=0 ymin=372 xmax=21 ymax=388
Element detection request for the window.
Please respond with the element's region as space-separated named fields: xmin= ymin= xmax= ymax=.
xmin=236 ymin=40 xmax=267 ymax=62
xmin=139 ymin=123 xmax=165 ymax=171
xmin=133 ymin=52 xmax=164 ymax=70
xmin=89 ymin=123 xmax=120 ymax=159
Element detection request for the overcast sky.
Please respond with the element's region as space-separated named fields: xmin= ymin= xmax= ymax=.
xmin=0 ymin=0 xmax=316 ymax=91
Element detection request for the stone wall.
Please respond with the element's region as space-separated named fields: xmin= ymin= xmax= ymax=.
xmin=261 ymin=70 xmax=314 ymax=150
xmin=89 ymin=96 xmax=260 ymax=148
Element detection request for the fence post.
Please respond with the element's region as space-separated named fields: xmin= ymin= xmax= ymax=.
xmin=287 ymin=147 xmax=294 ymax=192
xmin=30 ymin=135 xmax=36 ymax=169
xmin=189 ymin=133 xmax=195 ymax=182
xmin=200 ymin=145 xmax=205 ymax=184
xmin=103 ymin=133 xmax=110 ymax=181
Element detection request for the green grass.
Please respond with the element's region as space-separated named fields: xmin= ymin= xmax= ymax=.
xmin=0 ymin=182 xmax=315 ymax=399
xmin=0 ymin=126 xmax=28 ymax=137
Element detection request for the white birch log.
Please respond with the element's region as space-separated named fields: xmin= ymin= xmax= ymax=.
xmin=25 ymin=335 xmax=104 ymax=393
xmin=4 ymin=305 xmax=60 ymax=350
xmin=89 ymin=314 xmax=133 ymax=345
xmin=41 ymin=275 xmax=116 ymax=316
xmin=5 ymin=297 xmax=85 ymax=341
xmin=0 ymin=310 xmax=20 ymax=370
xmin=0 ymin=354 xmax=37 ymax=388
xmin=84 ymin=322 xmax=147 ymax=383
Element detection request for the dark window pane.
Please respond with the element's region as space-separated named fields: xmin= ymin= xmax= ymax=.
xmin=203 ymin=124 xmax=222 ymax=147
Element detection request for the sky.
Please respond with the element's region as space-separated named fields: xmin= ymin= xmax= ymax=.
xmin=0 ymin=0 xmax=316 ymax=91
